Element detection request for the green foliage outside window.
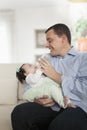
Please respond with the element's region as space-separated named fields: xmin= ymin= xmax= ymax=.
xmin=73 ymin=18 xmax=87 ymax=41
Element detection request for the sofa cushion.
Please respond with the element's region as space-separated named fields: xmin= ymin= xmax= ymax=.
xmin=17 ymin=82 xmax=25 ymax=100
xmin=0 ymin=79 xmax=18 ymax=104
xmin=0 ymin=105 xmax=15 ymax=130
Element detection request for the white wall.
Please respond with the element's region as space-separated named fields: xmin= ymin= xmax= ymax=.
xmin=13 ymin=5 xmax=70 ymax=63
xmin=0 ymin=2 xmax=87 ymax=63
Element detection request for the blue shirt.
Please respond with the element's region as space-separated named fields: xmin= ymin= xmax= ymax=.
xmin=49 ymin=47 xmax=87 ymax=113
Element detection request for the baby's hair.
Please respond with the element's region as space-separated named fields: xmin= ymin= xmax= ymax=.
xmin=16 ymin=64 xmax=26 ymax=84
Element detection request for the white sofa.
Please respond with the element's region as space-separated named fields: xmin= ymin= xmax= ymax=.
xmin=0 ymin=63 xmax=25 ymax=130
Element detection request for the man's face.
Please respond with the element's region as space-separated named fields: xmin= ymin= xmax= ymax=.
xmin=45 ymin=29 xmax=64 ymax=56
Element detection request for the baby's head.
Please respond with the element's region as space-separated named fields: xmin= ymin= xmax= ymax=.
xmin=16 ymin=63 xmax=36 ymax=84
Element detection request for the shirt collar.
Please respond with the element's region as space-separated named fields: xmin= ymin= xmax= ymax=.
xmin=51 ymin=47 xmax=78 ymax=59
xmin=67 ymin=47 xmax=78 ymax=56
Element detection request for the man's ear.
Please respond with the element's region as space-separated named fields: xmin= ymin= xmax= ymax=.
xmin=62 ymin=34 xmax=66 ymax=43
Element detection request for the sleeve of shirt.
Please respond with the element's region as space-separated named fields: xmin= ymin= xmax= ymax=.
xmin=61 ymin=53 xmax=87 ymax=102
xmin=26 ymin=69 xmax=43 ymax=85
xmin=61 ymin=75 xmax=81 ymax=101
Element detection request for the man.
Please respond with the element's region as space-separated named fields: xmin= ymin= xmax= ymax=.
xmin=11 ymin=23 xmax=87 ymax=130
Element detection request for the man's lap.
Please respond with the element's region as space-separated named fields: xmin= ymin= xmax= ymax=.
xmin=11 ymin=102 xmax=58 ymax=130
xmin=48 ymin=107 xmax=87 ymax=130
xmin=11 ymin=102 xmax=87 ymax=130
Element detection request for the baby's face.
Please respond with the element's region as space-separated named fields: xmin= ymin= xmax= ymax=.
xmin=22 ymin=64 xmax=35 ymax=76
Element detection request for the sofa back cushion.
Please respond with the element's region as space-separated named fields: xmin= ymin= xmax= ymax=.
xmin=17 ymin=82 xmax=25 ymax=100
xmin=0 ymin=79 xmax=18 ymax=104
xmin=0 ymin=64 xmax=21 ymax=104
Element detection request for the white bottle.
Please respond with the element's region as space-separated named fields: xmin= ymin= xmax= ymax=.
xmin=39 ymin=53 xmax=51 ymax=62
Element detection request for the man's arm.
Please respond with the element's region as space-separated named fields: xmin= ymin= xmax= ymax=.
xmin=39 ymin=58 xmax=61 ymax=84
xmin=34 ymin=58 xmax=61 ymax=107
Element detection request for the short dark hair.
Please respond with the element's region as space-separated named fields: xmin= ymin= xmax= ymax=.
xmin=45 ymin=23 xmax=71 ymax=44
xmin=16 ymin=64 xmax=26 ymax=84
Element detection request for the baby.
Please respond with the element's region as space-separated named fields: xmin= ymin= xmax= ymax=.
xmin=16 ymin=62 xmax=70 ymax=108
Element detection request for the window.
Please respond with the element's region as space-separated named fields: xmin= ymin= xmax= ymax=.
xmin=0 ymin=11 xmax=14 ymax=63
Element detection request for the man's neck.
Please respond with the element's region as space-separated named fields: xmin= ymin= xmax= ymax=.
xmin=60 ymin=45 xmax=71 ymax=58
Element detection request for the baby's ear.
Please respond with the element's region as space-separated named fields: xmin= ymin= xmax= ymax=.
xmin=24 ymin=72 xmax=27 ymax=76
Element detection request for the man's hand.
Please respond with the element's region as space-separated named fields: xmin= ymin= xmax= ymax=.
xmin=34 ymin=95 xmax=55 ymax=107
xmin=39 ymin=58 xmax=61 ymax=84
xmin=64 ymin=96 xmax=76 ymax=108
